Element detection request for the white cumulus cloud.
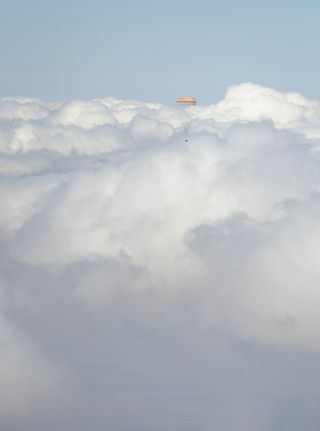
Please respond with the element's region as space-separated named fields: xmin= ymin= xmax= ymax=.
xmin=1 ymin=83 xmax=320 ymax=431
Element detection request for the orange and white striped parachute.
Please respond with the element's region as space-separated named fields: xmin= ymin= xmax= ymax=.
xmin=176 ymin=96 xmax=197 ymax=106
xmin=176 ymin=96 xmax=197 ymax=141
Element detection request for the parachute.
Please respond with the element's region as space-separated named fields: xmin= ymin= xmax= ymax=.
xmin=176 ymin=96 xmax=197 ymax=142
xmin=176 ymin=96 xmax=197 ymax=106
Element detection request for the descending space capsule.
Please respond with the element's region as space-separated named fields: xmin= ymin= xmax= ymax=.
xmin=176 ymin=96 xmax=197 ymax=142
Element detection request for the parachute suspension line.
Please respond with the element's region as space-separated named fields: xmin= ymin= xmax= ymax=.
xmin=184 ymin=124 xmax=189 ymax=142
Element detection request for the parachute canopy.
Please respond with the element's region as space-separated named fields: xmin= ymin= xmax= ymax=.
xmin=176 ymin=96 xmax=197 ymax=106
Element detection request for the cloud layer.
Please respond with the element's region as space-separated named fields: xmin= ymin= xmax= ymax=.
xmin=1 ymin=83 xmax=320 ymax=430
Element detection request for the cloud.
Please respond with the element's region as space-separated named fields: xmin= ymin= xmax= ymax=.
xmin=1 ymin=83 xmax=320 ymax=430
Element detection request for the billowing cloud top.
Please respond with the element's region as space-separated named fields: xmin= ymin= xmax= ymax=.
xmin=1 ymin=83 xmax=320 ymax=431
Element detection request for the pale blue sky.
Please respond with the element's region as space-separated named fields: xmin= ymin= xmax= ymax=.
xmin=1 ymin=0 xmax=319 ymax=104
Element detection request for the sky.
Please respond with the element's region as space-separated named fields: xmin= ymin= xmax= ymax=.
xmin=2 ymin=2 xmax=320 ymax=431
xmin=1 ymin=0 xmax=320 ymax=103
